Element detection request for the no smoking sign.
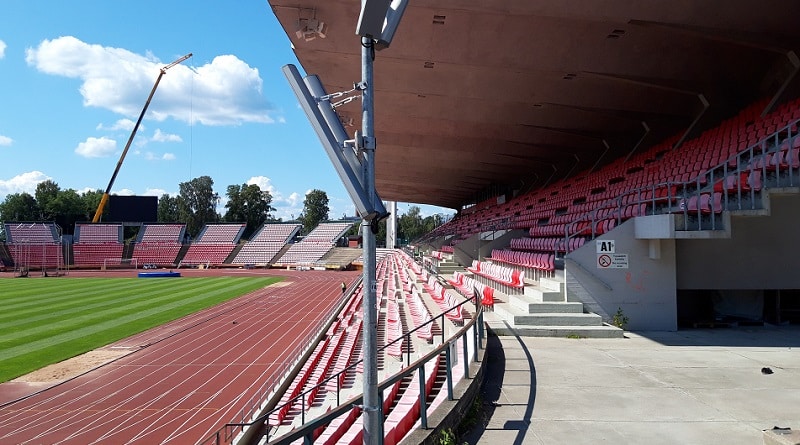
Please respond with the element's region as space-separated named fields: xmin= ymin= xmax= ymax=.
xmin=597 ymin=253 xmax=629 ymax=269
xmin=598 ymin=254 xmax=612 ymax=267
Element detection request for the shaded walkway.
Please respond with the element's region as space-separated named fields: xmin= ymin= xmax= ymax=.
xmin=464 ymin=326 xmax=800 ymax=445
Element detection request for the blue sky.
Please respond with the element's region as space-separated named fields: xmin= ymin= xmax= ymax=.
xmin=0 ymin=1 xmax=453 ymax=221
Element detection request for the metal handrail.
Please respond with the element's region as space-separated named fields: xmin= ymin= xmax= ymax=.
xmin=199 ymin=291 xmax=483 ymax=445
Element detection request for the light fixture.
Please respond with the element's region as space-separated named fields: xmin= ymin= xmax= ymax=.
xmin=356 ymin=0 xmax=409 ymax=49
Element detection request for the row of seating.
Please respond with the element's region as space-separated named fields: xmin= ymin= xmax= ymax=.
xmin=275 ymin=241 xmax=335 ymax=265
xmin=447 ymin=271 xmax=495 ymax=309
xmin=131 ymin=242 xmax=182 ymax=266
xmin=186 ymin=225 xmax=238 ymax=266
xmin=6 ymin=243 xmax=62 ymax=269
xmin=422 ymin=97 xmax=800 ymax=252
xmin=231 ymin=242 xmax=285 ymax=265
xmin=382 ymin=356 xmax=440 ymax=445
xmin=270 ymin=337 xmax=332 ymax=426
xmin=490 ymin=249 xmax=555 ymax=272
xmin=74 ymin=223 xmax=121 ymax=243
xmin=194 ymin=223 xmax=245 ymax=243
xmin=180 ymin=244 xmax=237 ymax=266
xmin=274 ymin=222 xmax=354 ymax=266
xmin=232 ymin=223 xmax=301 ymax=264
xmin=303 ymin=222 xmax=353 ymax=242
xmin=467 ymin=260 xmax=525 ymax=291
xmin=138 ymin=224 xmax=184 ymax=243
xmin=269 ymin=279 xmax=372 ymax=431
xmin=420 ymin=274 xmax=464 ymax=325
xmin=404 ymin=290 xmax=434 ymax=341
xmin=511 ymin=236 xmax=566 ymax=252
xmin=73 ymin=243 xmax=124 ymax=267
xmin=4 ymin=222 xmax=58 ymax=244
xmin=286 ymin=250 xmax=469 ymax=445
xmin=384 ymin=298 xmax=404 ymax=357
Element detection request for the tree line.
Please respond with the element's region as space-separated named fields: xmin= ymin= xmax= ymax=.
xmin=0 ymin=176 xmax=332 ymax=240
xmin=0 ymin=176 xmax=449 ymax=244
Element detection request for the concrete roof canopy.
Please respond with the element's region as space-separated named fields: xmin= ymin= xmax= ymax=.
xmin=268 ymin=0 xmax=800 ymax=210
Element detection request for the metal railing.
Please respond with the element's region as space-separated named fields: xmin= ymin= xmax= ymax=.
xmin=199 ymin=291 xmax=484 ymax=445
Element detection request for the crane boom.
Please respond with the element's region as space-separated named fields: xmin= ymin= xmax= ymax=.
xmin=92 ymin=53 xmax=192 ymax=223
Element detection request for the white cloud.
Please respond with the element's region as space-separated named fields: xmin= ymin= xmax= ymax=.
xmin=0 ymin=135 xmax=12 ymax=146
xmin=244 ymin=176 xmax=306 ymax=221
xmin=143 ymin=188 xmax=168 ymax=196
xmin=0 ymin=40 xmax=5 ymax=59
xmin=26 ymin=36 xmax=276 ymax=126
xmin=0 ymin=171 xmax=51 ymax=198
xmin=246 ymin=175 xmax=274 ymax=194
xmin=75 ymin=136 xmax=116 ymax=158
xmin=285 ymin=192 xmax=301 ymax=207
xmin=112 ymin=188 xmax=135 ymax=196
xmin=144 ymin=151 xmax=175 ymax=161
xmin=151 ymin=129 xmax=182 ymax=143
xmin=96 ymin=118 xmax=136 ymax=131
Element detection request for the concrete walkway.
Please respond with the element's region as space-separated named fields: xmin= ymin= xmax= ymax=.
xmin=463 ymin=326 xmax=800 ymax=445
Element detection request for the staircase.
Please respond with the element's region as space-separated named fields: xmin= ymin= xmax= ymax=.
xmin=484 ymin=272 xmax=624 ymax=338
xmin=434 ymin=257 xmax=462 ymax=276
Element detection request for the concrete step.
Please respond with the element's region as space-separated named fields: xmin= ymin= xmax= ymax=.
xmin=524 ymin=285 xmax=564 ymax=302
xmin=509 ymin=294 xmax=584 ymax=314
xmin=539 ymin=276 xmax=565 ymax=293
xmin=484 ymin=320 xmax=625 ymax=338
xmin=512 ymin=313 xmax=603 ymax=327
xmin=495 ymin=303 xmax=603 ymax=327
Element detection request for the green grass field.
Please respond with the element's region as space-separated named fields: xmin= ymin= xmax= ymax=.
xmin=0 ymin=276 xmax=280 ymax=383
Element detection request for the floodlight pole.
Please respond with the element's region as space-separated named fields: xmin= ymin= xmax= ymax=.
xmin=360 ymin=34 xmax=382 ymax=445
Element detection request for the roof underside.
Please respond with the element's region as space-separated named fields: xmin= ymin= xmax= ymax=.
xmin=268 ymin=0 xmax=800 ymax=210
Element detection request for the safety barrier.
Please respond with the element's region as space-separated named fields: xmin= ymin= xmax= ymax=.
xmin=198 ymin=290 xmax=484 ymax=445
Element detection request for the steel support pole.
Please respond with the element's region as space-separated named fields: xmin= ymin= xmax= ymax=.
xmin=361 ymin=35 xmax=382 ymax=445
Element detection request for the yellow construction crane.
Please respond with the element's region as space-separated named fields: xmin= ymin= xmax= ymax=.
xmin=92 ymin=53 xmax=192 ymax=223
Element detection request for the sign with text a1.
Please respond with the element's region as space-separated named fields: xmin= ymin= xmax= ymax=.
xmin=596 ymin=240 xmax=615 ymax=254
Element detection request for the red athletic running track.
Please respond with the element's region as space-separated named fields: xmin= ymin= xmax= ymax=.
xmin=0 ymin=268 xmax=360 ymax=444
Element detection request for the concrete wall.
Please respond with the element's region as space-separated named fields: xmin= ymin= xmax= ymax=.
xmin=451 ymin=229 xmax=525 ymax=267
xmin=676 ymin=192 xmax=800 ymax=289
xmin=566 ymin=219 xmax=678 ymax=331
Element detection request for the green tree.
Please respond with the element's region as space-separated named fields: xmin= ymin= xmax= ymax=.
xmin=48 ymin=189 xmax=86 ymax=231
xmin=34 ymin=180 xmax=60 ymax=220
xmin=298 ymin=189 xmax=329 ymax=234
xmin=157 ymin=194 xmax=180 ymax=222
xmin=398 ymin=205 xmax=425 ymax=242
xmin=376 ymin=219 xmax=387 ymax=247
xmin=80 ymin=189 xmax=105 ymax=221
xmin=223 ymin=183 xmax=275 ymax=237
xmin=178 ymin=176 xmax=220 ymax=237
xmin=0 ymin=192 xmax=40 ymax=221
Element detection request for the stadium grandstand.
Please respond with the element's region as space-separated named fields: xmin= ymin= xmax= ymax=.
xmin=268 ymin=0 xmax=800 ymax=334
xmin=0 ymin=220 xmax=359 ymax=271
xmin=3 ymin=2 xmax=800 ymax=445
xmin=180 ymin=223 xmax=246 ymax=267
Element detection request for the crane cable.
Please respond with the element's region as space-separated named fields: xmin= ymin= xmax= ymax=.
xmin=189 ymin=59 xmax=194 ymax=181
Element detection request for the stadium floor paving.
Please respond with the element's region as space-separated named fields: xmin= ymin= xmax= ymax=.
xmin=463 ymin=326 xmax=800 ymax=445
